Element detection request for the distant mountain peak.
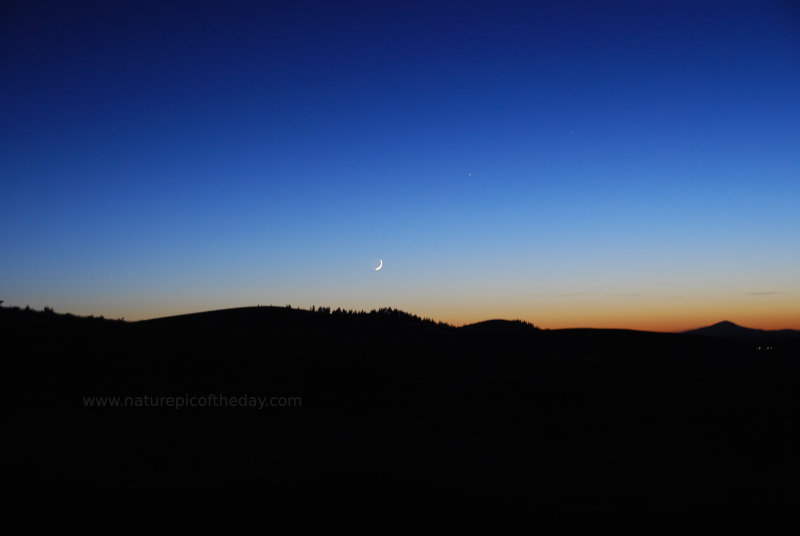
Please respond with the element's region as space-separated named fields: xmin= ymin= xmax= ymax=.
xmin=684 ymin=320 xmax=800 ymax=347
xmin=684 ymin=320 xmax=800 ymax=341
xmin=710 ymin=320 xmax=741 ymax=328
xmin=688 ymin=320 xmax=759 ymax=335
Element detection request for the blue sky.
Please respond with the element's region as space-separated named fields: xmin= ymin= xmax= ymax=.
xmin=2 ymin=1 xmax=799 ymax=329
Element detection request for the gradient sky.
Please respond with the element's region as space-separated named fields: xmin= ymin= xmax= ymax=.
xmin=2 ymin=0 xmax=799 ymax=330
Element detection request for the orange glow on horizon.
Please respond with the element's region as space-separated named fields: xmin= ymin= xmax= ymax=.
xmin=423 ymin=295 xmax=800 ymax=332
xmin=32 ymin=294 xmax=799 ymax=333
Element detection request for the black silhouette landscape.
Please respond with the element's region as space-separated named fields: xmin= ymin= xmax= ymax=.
xmin=5 ymin=303 xmax=797 ymax=511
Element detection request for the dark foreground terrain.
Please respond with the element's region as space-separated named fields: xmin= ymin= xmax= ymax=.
xmin=4 ymin=305 xmax=799 ymax=512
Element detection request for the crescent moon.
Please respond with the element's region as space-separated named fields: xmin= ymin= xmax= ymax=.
xmin=375 ymin=258 xmax=383 ymax=271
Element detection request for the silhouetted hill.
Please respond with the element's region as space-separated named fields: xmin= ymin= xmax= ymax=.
xmin=140 ymin=304 xmax=449 ymax=333
xmin=687 ymin=320 xmax=800 ymax=350
xmin=461 ymin=318 xmax=540 ymax=333
xmin=4 ymin=303 xmax=797 ymax=511
xmin=689 ymin=320 xmax=762 ymax=336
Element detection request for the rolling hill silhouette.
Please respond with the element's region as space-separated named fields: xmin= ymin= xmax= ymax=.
xmin=690 ymin=320 xmax=758 ymax=336
xmin=4 ymin=304 xmax=796 ymax=511
xmin=687 ymin=320 xmax=800 ymax=348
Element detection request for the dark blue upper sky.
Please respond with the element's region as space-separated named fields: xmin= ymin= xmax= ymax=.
xmin=2 ymin=1 xmax=799 ymax=328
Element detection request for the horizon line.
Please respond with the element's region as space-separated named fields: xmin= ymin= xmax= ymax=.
xmin=3 ymin=302 xmax=797 ymax=334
